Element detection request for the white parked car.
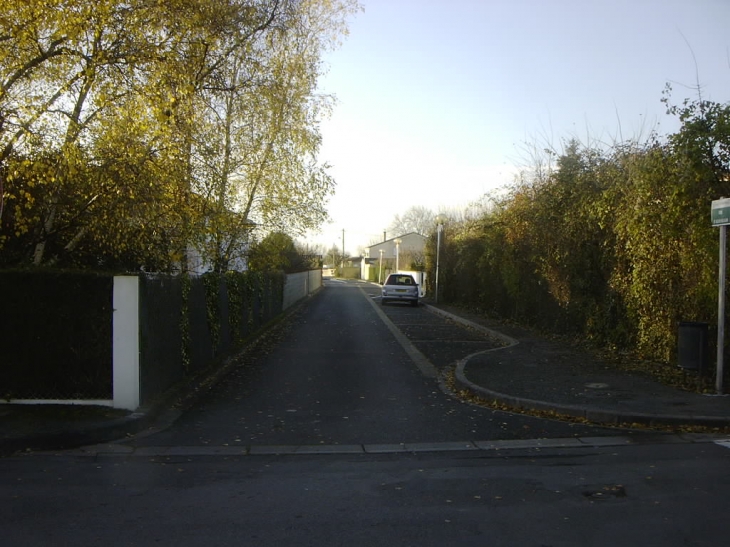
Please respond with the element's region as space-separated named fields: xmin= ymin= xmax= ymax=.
xmin=381 ymin=273 xmax=419 ymax=306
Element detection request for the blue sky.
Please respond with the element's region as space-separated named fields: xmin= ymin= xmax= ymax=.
xmin=307 ymin=0 xmax=730 ymax=255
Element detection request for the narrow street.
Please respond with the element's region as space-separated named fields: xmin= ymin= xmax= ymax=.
xmin=127 ymin=278 xmax=616 ymax=448
xmin=3 ymin=280 xmax=730 ymax=546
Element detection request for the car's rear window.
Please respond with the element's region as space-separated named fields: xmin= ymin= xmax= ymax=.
xmin=386 ymin=275 xmax=415 ymax=286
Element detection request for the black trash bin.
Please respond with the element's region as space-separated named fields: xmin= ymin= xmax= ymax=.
xmin=677 ymin=321 xmax=709 ymax=373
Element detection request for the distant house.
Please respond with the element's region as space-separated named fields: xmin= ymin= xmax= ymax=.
xmin=362 ymin=232 xmax=427 ymax=283
xmin=177 ymin=197 xmax=254 ymax=276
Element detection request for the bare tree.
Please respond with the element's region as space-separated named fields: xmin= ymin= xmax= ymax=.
xmin=388 ymin=206 xmax=435 ymax=236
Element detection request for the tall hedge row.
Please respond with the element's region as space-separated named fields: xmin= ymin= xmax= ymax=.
xmin=430 ymin=97 xmax=730 ymax=367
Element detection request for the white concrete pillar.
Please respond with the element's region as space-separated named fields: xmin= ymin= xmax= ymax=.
xmin=113 ymin=276 xmax=140 ymax=410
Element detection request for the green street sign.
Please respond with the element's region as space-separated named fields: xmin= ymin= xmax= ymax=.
xmin=712 ymin=198 xmax=730 ymax=226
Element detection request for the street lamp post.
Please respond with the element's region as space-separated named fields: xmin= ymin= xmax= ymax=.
xmin=394 ymin=238 xmax=402 ymax=273
xmin=378 ymin=249 xmax=384 ymax=283
xmin=435 ymin=216 xmax=446 ymax=304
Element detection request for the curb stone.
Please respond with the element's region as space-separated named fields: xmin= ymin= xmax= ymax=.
xmin=453 ymin=353 xmax=730 ymax=428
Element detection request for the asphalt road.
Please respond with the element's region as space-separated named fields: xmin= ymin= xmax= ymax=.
xmin=128 ymin=278 xmax=618 ymax=448
xmin=3 ymin=442 xmax=730 ymax=546
xmin=4 ymin=279 xmax=730 ymax=546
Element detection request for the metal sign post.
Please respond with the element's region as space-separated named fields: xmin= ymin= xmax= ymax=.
xmin=435 ymin=222 xmax=443 ymax=304
xmin=717 ymin=225 xmax=726 ymax=394
xmin=711 ymin=198 xmax=730 ymax=394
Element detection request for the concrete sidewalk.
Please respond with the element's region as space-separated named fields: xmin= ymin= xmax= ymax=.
xmin=3 ymin=302 xmax=729 ymax=456
xmin=428 ymin=305 xmax=730 ymax=429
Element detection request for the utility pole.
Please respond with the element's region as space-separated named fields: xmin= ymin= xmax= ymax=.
xmin=436 ymin=221 xmax=443 ymax=303
xmin=341 ymin=229 xmax=345 ymax=273
xmin=379 ymin=249 xmax=384 ymax=284
xmin=711 ymin=198 xmax=729 ymax=394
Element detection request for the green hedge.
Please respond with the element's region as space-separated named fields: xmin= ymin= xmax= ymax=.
xmin=429 ymin=96 xmax=730 ymax=374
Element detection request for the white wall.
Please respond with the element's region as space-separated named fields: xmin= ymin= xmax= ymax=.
xmin=283 ymin=270 xmax=322 ymax=310
xmin=112 ymin=276 xmax=141 ymax=410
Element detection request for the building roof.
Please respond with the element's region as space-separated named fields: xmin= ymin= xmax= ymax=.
xmin=366 ymin=232 xmax=426 ymax=249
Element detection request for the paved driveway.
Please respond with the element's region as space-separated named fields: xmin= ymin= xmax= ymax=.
xmin=359 ymin=280 xmax=500 ymax=370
